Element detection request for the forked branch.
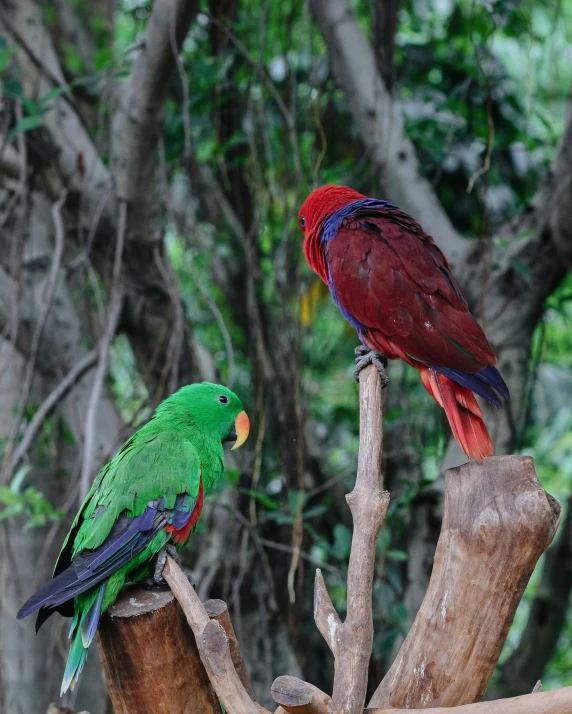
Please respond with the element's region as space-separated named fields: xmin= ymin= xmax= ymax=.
xmin=313 ymin=364 xmax=390 ymax=714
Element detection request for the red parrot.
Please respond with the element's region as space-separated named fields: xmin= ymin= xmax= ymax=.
xmin=298 ymin=185 xmax=509 ymax=461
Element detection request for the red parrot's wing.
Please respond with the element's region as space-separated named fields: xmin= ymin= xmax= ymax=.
xmin=326 ymin=211 xmax=496 ymax=373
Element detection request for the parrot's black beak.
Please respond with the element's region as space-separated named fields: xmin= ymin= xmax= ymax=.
xmin=224 ymin=426 xmax=237 ymax=444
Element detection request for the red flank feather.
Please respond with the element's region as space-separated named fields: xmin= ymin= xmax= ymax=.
xmin=165 ymin=478 xmax=204 ymax=546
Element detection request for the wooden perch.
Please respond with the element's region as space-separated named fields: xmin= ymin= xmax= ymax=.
xmin=96 ymin=586 xmax=220 ymax=714
xmin=314 ymin=364 xmax=390 ymax=714
xmin=369 ymin=455 xmax=562 ymax=709
xmin=271 ymin=676 xmax=332 ymax=714
xmin=205 ymin=599 xmax=256 ymax=698
xmin=366 ymin=684 xmax=572 ymax=714
xmin=163 ymin=555 xmax=271 ymax=714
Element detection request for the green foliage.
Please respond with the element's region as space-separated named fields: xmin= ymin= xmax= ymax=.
xmin=0 ymin=467 xmax=63 ymax=529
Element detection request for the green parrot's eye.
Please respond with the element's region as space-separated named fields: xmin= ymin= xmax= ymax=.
xmin=218 ymin=395 xmax=229 ymax=405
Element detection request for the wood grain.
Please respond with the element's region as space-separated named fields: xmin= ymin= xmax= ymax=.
xmin=369 ymin=455 xmax=562 ymax=709
xmin=366 ymin=684 xmax=572 ymax=713
xmin=205 ymin=599 xmax=255 ymax=698
xmin=96 ymin=586 xmax=221 ymax=714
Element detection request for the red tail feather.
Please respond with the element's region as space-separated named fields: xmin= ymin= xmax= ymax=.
xmin=418 ymin=366 xmax=493 ymax=462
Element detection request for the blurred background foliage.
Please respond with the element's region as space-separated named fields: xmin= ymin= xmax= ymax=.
xmin=1 ymin=0 xmax=572 ymax=711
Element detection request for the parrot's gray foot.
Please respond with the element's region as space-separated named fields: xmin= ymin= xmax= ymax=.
xmin=354 ymin=345 xmax=389 ymax=387
xmin=153 ymin=544 xmax=178 ymax=585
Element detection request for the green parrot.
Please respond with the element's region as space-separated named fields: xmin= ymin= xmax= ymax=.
xmin=17 ymin=382 xmax=250 ymax=695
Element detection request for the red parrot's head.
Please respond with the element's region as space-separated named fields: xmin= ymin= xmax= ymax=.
xmin=298 ymin=185 xmax=366 ymax=282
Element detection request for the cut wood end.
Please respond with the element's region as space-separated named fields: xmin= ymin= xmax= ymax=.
xmin=200 ymin=618 xmax=230 ymax=656
xmin=445 ymin=454 xmax=562 ymax=539
xmin=271 ymin=676 xmax=314 ymax=707
xmin=205 ymin=598 xmax=228 ymax=618
xmin=106 ymin=585 xmax=173 ymax=618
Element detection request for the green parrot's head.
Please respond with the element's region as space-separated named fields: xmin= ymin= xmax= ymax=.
xmin=156 ymin=382 xmax=250 ymax=450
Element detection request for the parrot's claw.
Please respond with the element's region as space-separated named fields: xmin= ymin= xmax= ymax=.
xmin=353 ymin=345 xmax=389 ymax=387
xmin=153 ymin=544 xmax=179 ymax=585
xmin=183 ymin=569 xmax=197 ymax=590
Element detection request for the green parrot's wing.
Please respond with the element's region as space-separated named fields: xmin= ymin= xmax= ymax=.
xmin=18 ymin=434 xmax=206 ymax=622
xmin=54 ymin=433 xmax=201 ymax=574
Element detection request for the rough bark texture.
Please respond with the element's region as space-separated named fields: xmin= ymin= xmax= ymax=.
xmin=369 ymin=456 xmax=562 ymax=709
xmin=314 ymin=365 xmax=389 ymax=714
xmin=491 ymin=498 xmax=572 ymax=698
xmin=97 ymin=586 xmax=221 ymax=714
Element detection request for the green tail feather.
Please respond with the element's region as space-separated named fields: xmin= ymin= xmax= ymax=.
xmin=61 ymin=583 xmax=106 ymax=696
xmin=61 ymin=625 xmax=88 ymax=696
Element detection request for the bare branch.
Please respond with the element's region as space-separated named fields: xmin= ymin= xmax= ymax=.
xmin=79 ymin=200 xmax=126 ymax=499
xmin=0 ymin=191 xmax=66 ymax=484
xmin=111 ymin=0 xmax=199 ymax=227
xmin=0 ymin=0 xmax=112 ymax=216
xmin=10 ymin=350 xmax=97 ymax=473
xmin=314 ymin=365 xmax=389 ymax=714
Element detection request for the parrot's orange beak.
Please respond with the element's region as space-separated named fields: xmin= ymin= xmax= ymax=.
xmin=231 ymin=410 xmax=250 ymax=450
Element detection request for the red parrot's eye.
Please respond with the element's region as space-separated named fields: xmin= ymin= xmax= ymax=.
xmin=299 ymin=216 xmax=306 ymax=228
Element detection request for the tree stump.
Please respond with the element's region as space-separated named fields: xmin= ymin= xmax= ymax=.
xmin=369 ymin=455 xmax=562 ymax=709
xmin=96 ymin=585 xmax=221 ymax=714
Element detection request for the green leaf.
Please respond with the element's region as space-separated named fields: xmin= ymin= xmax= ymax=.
xmin=38 ymin=84 xmax=69 ymax=107
xmin=302 ymin=504 xmax=328 ymax=520
xmin=386 ymin=549 xmax=408 ymax=562
xmin=3 ymin=78 xmax=21 ymax=97
xmin=0 ymin=486 xmax=18 ymax=505
xmin=7 ymin=115 xmax=42 ymax=143
xmin=0 ymin=46 xmax=14 ymax=73
xmin=94 ymin=48 xmax=112 ymax=71
xmin=266 ymin=511 xmax=294 ymax=525
xmin=238 ymin=488 xmax=279 ymax=511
